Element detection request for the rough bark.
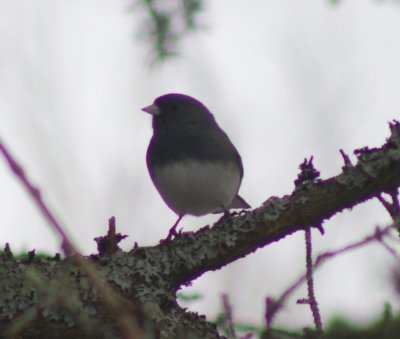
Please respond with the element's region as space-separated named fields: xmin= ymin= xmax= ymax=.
xmin=1 ymin=122 xmax=400 ymax=338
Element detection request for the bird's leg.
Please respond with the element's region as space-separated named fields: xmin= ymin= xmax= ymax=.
xmin=163 ymin=214 xmax=184 ymax=242
xmin=217 ymin=205 xmax=231 ymax=222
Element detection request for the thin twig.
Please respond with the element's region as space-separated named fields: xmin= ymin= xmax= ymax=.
xmin=339 ymin=149 xmax=353 ymax=168
xmin=313 ymin=226 xmax=391 ymax=266
xmin=266 ymin=224 xmax=395 ymax=328
xmin=389 ymin=188 xmax=400 ymax=216
xmin=389 ymin=188 xmax=400 ymax=234
xmin=304 ymin=227 xmax=323 ymax=334
xmin=377 ymin=190 xmax=400 ymax=236
xmin=0 ymin=139 xmax=144 ymax=338
xmin=377 ymin=194 xmax=395 ymax=218
xmin=377 ymin=239 xmax=400 ymax=261
xmin=0 ymin=141 xmax=72 ymax=256
xmin=222 ymin=294 xmax=237 ymax=339
xmin=264 ymin=297 xmax=275 ymax=330
xmin=4 ymin=243 xmax=13 ymax=259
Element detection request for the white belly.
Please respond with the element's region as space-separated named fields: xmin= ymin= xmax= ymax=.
xmin=153 ymin=160 xmax=241 ymax=216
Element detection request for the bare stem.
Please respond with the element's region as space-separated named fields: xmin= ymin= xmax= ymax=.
xmin=0 ymin=139 xmax=143 ymax=338
xmin=222 ymin=294 xmax=236 ymax=339
xmin=0 ymin=140 xmax=72 ymax=255
xmin=266 ymin=224 xmax=395 ymax=328
xmin=304 ymin=228 xmax=323 ymax=334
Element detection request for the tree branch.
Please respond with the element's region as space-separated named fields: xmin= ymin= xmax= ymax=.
xmin=0 ymin=121 xmax=399 ymax=338
xmin=165 ymin=121 xmax=400 ymax=287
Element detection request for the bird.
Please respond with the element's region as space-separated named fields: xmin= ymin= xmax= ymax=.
xmin=142 ymin=93 xmax=250 ymax=241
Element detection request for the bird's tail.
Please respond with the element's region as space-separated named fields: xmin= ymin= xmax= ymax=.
xmin=230 ymin=195 xmax=251 ymax=209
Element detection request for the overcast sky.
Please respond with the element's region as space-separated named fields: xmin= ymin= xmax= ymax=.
xmin=1 ymin=0 xmax=400 ymax=332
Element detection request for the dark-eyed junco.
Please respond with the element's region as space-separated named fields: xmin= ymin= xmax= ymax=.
xmin=143 ymin=93 xmax=250 ymax=240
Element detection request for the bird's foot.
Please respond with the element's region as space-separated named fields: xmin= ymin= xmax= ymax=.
xmin=217 ymin=210 xmax=232 ymax=223
xmin=159 ymin=215 xmax=184 ymax=244
xmin=159 ymin=230 xmax=176 ymax=244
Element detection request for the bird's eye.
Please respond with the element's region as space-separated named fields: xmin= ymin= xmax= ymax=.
xmin=170 ymin=104 xmax=179 ymax=111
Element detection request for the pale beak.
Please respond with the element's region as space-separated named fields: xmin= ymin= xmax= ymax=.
xmin=142 ymin=104 xmax=161 ymax=116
